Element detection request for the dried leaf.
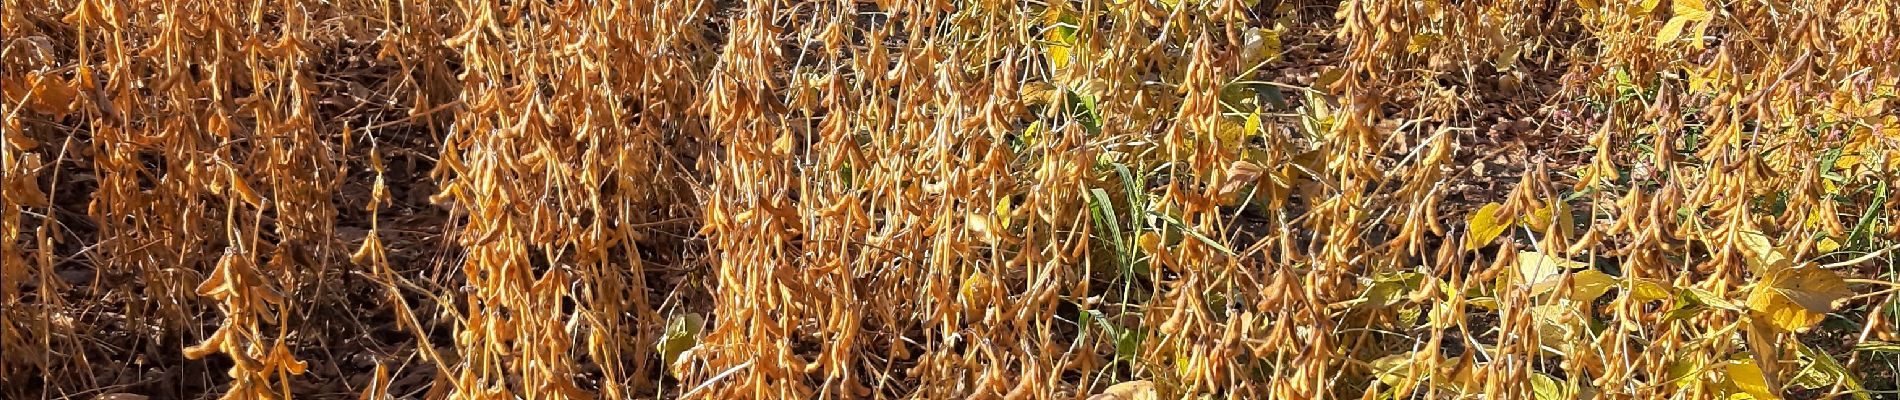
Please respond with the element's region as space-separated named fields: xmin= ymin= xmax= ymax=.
xmin=1216 ymin=160 xmax=1265 ymax=200
xmin=1088 ymin=380 xmax=1156 ymax=400
xmin=1746 ymin=267 xmax=1852 ymax=333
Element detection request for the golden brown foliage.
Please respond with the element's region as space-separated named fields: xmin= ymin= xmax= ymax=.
xmin=3 ymin=0 xmax=1897 ymax=399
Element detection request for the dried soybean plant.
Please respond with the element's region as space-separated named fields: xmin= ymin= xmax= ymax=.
xmin=4 ymin=0 xmax=1899 ymax=399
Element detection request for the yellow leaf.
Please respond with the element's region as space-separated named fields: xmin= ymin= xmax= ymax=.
xmin=1521 ymin=203 xmax=1576 ymax=240
xmin=1531 ymin=372 xmax=1575 ymax=400
xmin=1816 ymin=237 xmax=1841 ymax=253
xmin=1137 ymin=231 xmax=1164 ymax=255
xmin=1530 ymin=303 xmax=1588 ymax=354
xmin=1048 ymin=44 xmax=1074 ymax=69
xmin=1466 ymin=203 xmax=1508 ymax=250
xmin=1657 ymin=0 xmax=1713 ymax=46
xmin=996 ymin=197 xmax=1013 ymax=230
xmin=1240 ymin=27 xmax=1282 ymax=67
xmin=1656 ymin=16 xmax=1693 ymax=46
xmin=1723 ymin=359 xmax=1783 ymax=400
xmin=1370 ymin=354 xmax=1419 ymax=392
xmin=960 ymin=270 xmax=993 ymax=306
xmin=1563 ymin=270 xmax=1618 ymax=302
xmin=1513 ymin=251 xmax=1590 ymax=291
xmin=1736 ymin=230 xmax=1791 ymax=273
xmin=1628 ymin=278 xmax=1674 ymax=302
xmin=657 ymin=313 xmax=704 ymax=377
xmin=773 ymin=131 xmax=796 ymax=155
xmin=1244 ymin=110 xmax=1262 ymax=138
xmin=967 ymin=211 xmax=999 ymax=243
xmin=1688 ymin=67 xmax=1718 ymax=92
xmin=1746 ymin=267 xmax=1852 ymax=333
xmin=1406 ymin=33 xmax=1443 ymax=54
xmin=1042 ymin=12 xmax=1080 ymax=69
xmin=1673 ymin=0 xmax=1710 ymax=16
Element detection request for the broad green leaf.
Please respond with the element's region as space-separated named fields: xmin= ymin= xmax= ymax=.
xmin=1260 ymin=85 xmax=1289 ymax=110
xmin=1219 ymin=84 xmax=1258 ymax=114
xmin=1746 ymin=267 xmax=1852 ymax=333
xmin=1116 ymin=328 xmax=1144 ymax=359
